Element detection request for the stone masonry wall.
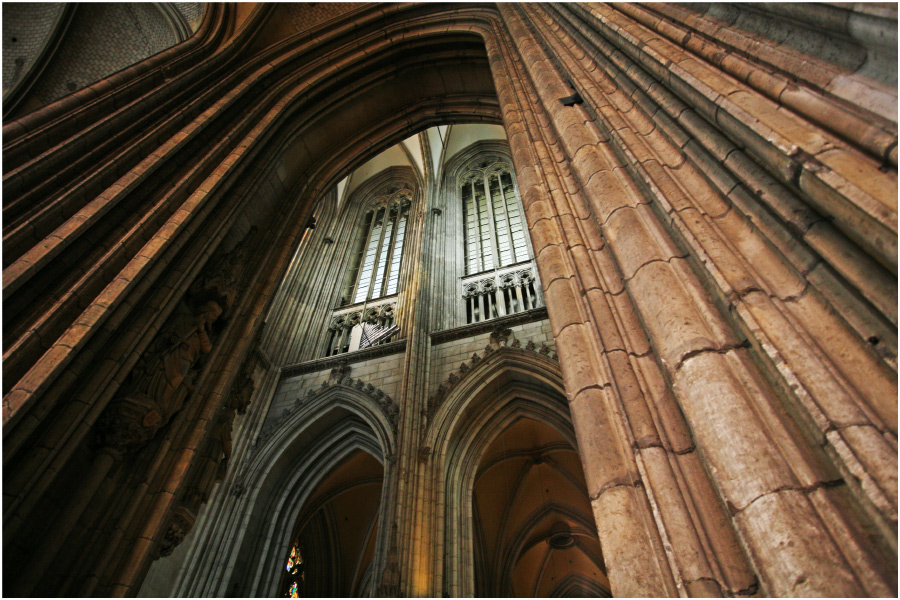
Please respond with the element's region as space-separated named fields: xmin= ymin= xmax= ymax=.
xmin=267 ymin=350 xmax=407 ymax=430
xmin=429 ymin=319 xmax=554 ymax=398
xmin=2 ymin=3 xmax=895 ymax=598
xmin=27 ymin=4 xmax=181 ymax=107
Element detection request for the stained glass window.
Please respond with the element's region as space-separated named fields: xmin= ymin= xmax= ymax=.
xmin=283 ymin=542 xmax=304 ymax=597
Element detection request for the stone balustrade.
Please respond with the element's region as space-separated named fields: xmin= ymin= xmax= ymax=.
xmin=461 ymin=262 xmax=542 ymax=324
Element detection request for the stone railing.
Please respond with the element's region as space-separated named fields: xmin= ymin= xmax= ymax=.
xmin=461 ymin=262 xmax=542 ymax=324
xmin=325 ymin=296 xmax=398 ymax=356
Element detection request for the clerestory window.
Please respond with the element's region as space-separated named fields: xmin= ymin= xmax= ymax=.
xmin=462 ymin=160 xmax=529 ymax=275
xmin=456 ymin=155 xmax=542 ymax=324
xmin=341 ymin=196 xmax=410 ymax=305
xmin=326 ymin=185 xmax=410 ymax=357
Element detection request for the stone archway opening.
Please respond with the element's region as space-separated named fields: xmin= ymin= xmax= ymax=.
xmin=279 ymin=449 xmax=384 ymax=598
xmin=472 ymin=417 xmax=610 ymax=598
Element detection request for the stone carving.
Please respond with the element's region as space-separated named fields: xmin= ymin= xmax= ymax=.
xmin=188 ymin=226 xmax=257 ymax=320
xmin=158 ymin=506 xmax=196 ymax=558
xmin=377 ymin=523 xmax=401 ymax=597
xmin=231 ymin=482 xmax=245 ymax=498
xmin=418 ymin=446 xmax=432 ymax=463
xmin=425 ymin=330 xmax=558 ymax=422
xmin=185 ymin=415 xmax=234 ymax=507
xmin=368 ymin=184 xmax=412 ymax=213
xmin=329 ymin=311 xmax=363 ymax=331
xmin=228 ymin=369 xmax=255 ymax=415
xmin=490 ymin=326 xmax=513 ymax=346
xmin=329 ymin=360 xmax=350 ymax=384
xmin=253 ymin=373 xmax=398 ymax=449
xmin=463 ymin=268 xmax=536 ymax=302
xmin=94 ymin=227 xmax=254 ymax=453
xmin=94 ymin=299 xmax=224 ymax=452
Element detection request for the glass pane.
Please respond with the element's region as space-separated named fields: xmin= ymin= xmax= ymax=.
xmin=502 ymin=173 xmax=528 ymax=263
xmin=386 ymin=210 xmax=407 ymax=296
xmin=371 ymin=212 xmax=394 ymax=297
xmin=475 ymin=180 xmax=493 ymax=270
xmin=342 ymin=211 xmax=372 ymax=304
xmin=463 ymin=182 xmax=480 ymax=274
xmin=354 ymin=208 xmax=384 ymax=303
xmin=490 ymin=174 xmax=512 ymax=266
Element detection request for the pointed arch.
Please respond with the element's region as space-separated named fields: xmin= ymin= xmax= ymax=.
xmin=180 ymin=384 xmax=397 ymax=596
xmin=421 ymin=345 xmax=603 ymax=596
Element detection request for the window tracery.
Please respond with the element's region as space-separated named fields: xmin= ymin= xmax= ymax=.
xmin=341 ymin=187 xmax=411 ymax=306
xmin=456 ymin=154 xmax=542 ymax=324
xmin=326 ymin=182 xmax=410 ymax=356
xmin=461 ymin=156 xmax=528 ymax=275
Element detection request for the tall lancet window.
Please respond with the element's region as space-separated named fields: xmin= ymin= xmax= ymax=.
xmin=341 ymin=194 xmax=410 ymax=305
xmin=462 ymin=158 xmax=528 ymax=275
xmin=326 ymin=185 xmax=410 ymax=356
xmin=458 ymin=154 xmax=542 ymax=324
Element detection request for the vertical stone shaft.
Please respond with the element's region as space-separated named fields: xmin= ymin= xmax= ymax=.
xmin=496 ymin=3 xmax=890 ymax=597
xmin=486 ymin=10 xmax=678 ymax=597
xmin=10 ymin=449 xmax=118 ymax=596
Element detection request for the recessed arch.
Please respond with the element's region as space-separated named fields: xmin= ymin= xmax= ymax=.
xmin=423 ymin=346 xmax=609 ymax=597
xmin=280 ymin=448 xmax=385 ymax=597
xmin=181 ymin=384 xmax=397 ymax=597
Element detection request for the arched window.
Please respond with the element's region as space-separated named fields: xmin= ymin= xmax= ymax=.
xmin=325 ymin=183 xmax=411 ymax=357
xmin=461 ymin=158 xmax=528 ymax=275
xmin=456 ymin=154 xmax=541 ymax=324
xmin=282 ymin=542 xmax=304 ymax=597
xmin=341 ymin=195 xmax=410 ymax=305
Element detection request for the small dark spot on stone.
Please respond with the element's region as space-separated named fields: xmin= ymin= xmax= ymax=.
xmin=11 ymin=37 xmax=17 ymax=42
xmin=868 ymin=336 xmax=880 ymax=346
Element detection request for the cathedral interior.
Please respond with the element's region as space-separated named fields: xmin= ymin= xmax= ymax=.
xmin=2 ymin=3 xmax=897 ymax=597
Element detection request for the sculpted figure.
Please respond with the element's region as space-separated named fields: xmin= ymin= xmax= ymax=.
xmin=96 ymin=228 xmax=252 ymax=452
xmin=135 ymin=299 xmax=223 ymax=426
xmin=95 ymin=299 xmax=224 ymax=451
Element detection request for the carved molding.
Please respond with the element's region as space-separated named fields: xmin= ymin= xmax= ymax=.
xmin=157 ymin=506 xmax=196 ymax=558
xmin=254 ymin=371 xmax=400 ymax=450
xmin=425 ymin=328 xmax=557 ymax=422
xmin=429 ymin=308 xmax=548 ymax=345
xmin=280 ymin=339 xmax=406 ymax=379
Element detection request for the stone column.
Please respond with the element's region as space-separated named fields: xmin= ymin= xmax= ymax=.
xmin=491 ymin=3 xmax=893 ymax=596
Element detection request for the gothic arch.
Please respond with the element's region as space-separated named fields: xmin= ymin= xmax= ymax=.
xmin=421 ymin=341 xmax=605 ymax=597
xmin=495 ymin=502 xmax=607 ymax=597
xmin=178 ymin=383 xmax=397 ymax=597
xmin=434 ymin=139 xmax=544 ymax=327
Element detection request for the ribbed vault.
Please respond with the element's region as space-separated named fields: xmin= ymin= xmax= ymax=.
xmin=473 ymin=417 xmax=610 ymax=597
